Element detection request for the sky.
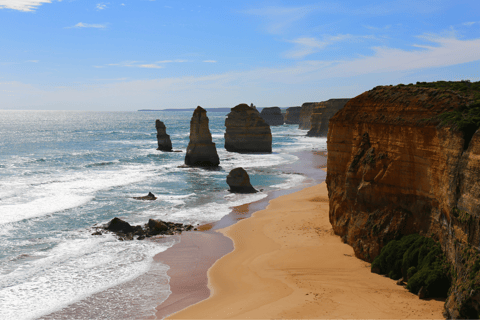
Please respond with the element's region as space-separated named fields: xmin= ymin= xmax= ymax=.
xmin=0 ymin=0 xmax=479 ymax=111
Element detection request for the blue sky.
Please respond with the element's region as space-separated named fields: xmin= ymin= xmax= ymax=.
xmin=0 ymin=0 xmax=479 ymax=111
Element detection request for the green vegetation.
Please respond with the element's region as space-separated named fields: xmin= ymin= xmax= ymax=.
xmin=371 ymin=234 xmax=451 ymax=298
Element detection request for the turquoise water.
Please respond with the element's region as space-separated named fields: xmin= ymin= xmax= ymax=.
xmin=0 ymin=110 xmax=326 ymax=319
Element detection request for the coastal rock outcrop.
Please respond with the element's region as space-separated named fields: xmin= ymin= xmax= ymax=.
xmin=325 ymin=81 xmax=480 ymax=318
xmin=260 ymin=107 xmax=284 ymax=126
xmin=224 ymin=104 xmax=272 ymax=153
xmin=133 ymin=192 xmax=157 ymax=201
xmin=226 ymin=167 xmax=257 ymax=193
xmin=284 ymin=106 xmax=302 ymax=124
xmin=185 ymin=106 xmax=220 ymax=166
xmin=298 ymin=102 xmax=318 ymax=130
xmin=306 ymin=99 xmax=350 ymax=137
xmin=98 ymin=217 xmax=194 ymax=240
xmin=156 ymin=120 xmax=173 ymax=151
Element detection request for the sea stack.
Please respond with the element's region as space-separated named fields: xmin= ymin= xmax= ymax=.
xmin=284 ymin=106 xmax=302 ymax=124
xmin=155 ymin=120 xmax=173 ymax=151
xmin=260 ymin=107 xmax=284 ymax=126
xmin=226 ymin=167 xmax=257 ymax=193
xmin=185 ymin=106 xmax=220 ymax=166
xmin=298 ymin=102 xmax=318 ymax=130
xmin=224 ymin=103 xmax=272 ymax=153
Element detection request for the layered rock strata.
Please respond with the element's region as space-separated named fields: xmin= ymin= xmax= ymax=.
xmin=260 ymin=107 xmax=284 ymax=126
xmin=306 ymin=99 xmax=350 ymax=137
xmin=185 ymin=106 xmax=220 ymax=166
xmin=284 ymin=106 xmax=302 ymax=124
xmin=156 ymin=120 xmax=173 ymax=151
xmin=298 ymin=102 xmax=318 ymax=129
xmin=325 ymin=82 xmax=480 ymax=318
xmin=226 ymin=167 xmax=257 ymax=193
xmin=224 ymin=104 xmax=272 ymax=153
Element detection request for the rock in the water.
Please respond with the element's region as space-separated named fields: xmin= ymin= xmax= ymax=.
xmin=306 ymin=99 xmax=350 ymax=137
xmin=224 ymin=103 xmax=272 ymax=153
xmin=284 ymin=106 xmax=302 ymax=124
xmin=106 ymin=217 xmax=134 ymax=233
xmin=260 ymin=107 xmax=284 ymax=126
xmin=185 ymin=106 xmax=220 ymax=166
xmin=226 ymin=167 xmax=257 ymax=193
xmin=156 ymin=120 xmax=172 ymax=151
xmin=147 ymin=219 xmax=169 ymax=235
xmin=133 ymin=192 xmax=157 ymax=200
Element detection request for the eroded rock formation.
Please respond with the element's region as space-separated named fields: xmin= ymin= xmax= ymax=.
xmin=298 ymin=102 xmax=318 ymax=129
xmin=156 ymin=120 xmax=173 ymax=151
xmin=185 ymin=106 xmax=220 ymax=166
xmin=325 ymin=81 xmax=480 ymax=318
xmin=306 ymin=99 xmax=350 ymax=137
xmin=260 ymin=107 xmax=284 ymax=126
xmin=226 ymin=167 xmax=257 ymax=193
xmin=284 ymin=106 xmax=302 ymax=124
xmin=224 ymin=103 xmax=272 ymax=153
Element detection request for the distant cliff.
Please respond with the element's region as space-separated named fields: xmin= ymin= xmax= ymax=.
xmin=306 ymin=99 xmax=350 ymax=137
xmin=260 ymin=107 xmax=284 ymax=126
xmin=284 ymin=106 xmax=302 ymax=124
xmin=298 ymin=102 xmax=317 ymax=130
xmin=325 ymin=81 xmax=480 ymax=318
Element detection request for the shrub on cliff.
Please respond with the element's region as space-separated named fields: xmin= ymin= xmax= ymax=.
xmin=371 ymin=234 xmax=451 ymax=298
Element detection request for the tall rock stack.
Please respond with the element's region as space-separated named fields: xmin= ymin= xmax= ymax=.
xmin=185 ymin=106 xmax=220 ymax=166
xmin=284 ymin=106 xmax=302 ymax=124
xmin=155 ymin=120 xmax=173 ymax=151
xmin=306 ymin=99 xmax=350 ymax=137
xmin=298 ymin=102 xmax=318 ymax=129
xmin=224 ymin=103 xmax=272 ymax=153
xmin=260 ymin=107 xmax=284 ymax=126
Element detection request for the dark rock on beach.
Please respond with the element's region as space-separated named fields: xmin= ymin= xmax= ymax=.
xmin=224 ymin=103 xmax=272 ymax=153
xmin=260 ymin=107 xmax=284 ymax=126
xmin=156 ymin=120 xmax=173 ymax=151
xmin=97 ymin=217 xmax=194 ymax=240
xmin=226 ymin=167 xmax=257 ymax=193
xmin=185 ymin=106 xmax=220 ymax=167
xmin=133 ymin=192 xmax=157 ymax=200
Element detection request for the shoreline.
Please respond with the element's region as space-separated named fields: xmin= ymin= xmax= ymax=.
xmin=167 ymin=177 xmax=445 ymax=319
xmin=152 ymin=150 xmax=327 ymax=319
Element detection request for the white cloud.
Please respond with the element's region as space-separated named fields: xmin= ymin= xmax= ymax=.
xmin=67 ymin=22 xmax=107 ymax=29
xmin=138 ymin=64 xmax=163 ymax=69
xmin=285 ymin=35 xmax=354 ymax=59
xmin=96 ymin=2 xmax=107 ymax=10
xmin=463 ymin=21 xmax=477 ymax=26
xmin=0 ymin=0 xmax=52 ymax=12
xmin=203 ymin=60 xmax=217 ymax=63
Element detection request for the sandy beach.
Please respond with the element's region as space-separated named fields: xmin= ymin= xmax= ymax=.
xmin=167 ymin=180 xmax=445 ymax=319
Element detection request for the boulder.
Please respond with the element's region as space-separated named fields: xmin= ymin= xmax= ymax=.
xmin=260 ymin=107 xmax=284 ymax=126
xmin=106 ymin=217 xmax=134 ymax=234
xmin=226 ymin=167 xmax=258 ymax=193
xmin=155 ymin=120 xmax=173 ymax=151
xmin=133 ymin=192 xmax=157 ymax=200
xmin=147 ymin=219 xmax=169 ymax=235
xmin=284 ymin=106 xmax=302 ymax=124
xmin=185 ymin=106 xmax=220 ymax=166
xmin=224 ymin=103 xmax=272 ymax=153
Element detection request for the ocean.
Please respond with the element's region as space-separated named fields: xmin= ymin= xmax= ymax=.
xmin=0 ymin=110 xmax=326 ymax=319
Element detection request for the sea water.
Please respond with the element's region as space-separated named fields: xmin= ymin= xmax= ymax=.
xmin=0 ymin=110 xmax=326 ymax=319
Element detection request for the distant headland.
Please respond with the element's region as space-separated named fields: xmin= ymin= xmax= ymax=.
xmin=138 ymin=108 xmax=233 ymax=112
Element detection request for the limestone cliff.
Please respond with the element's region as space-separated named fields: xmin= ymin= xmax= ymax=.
xmin=326 ymin=81 xmax=480 ymax=318
xmin=155 ymin=119 xmax=173 ymax=151
xmin=185 ymin=106 xmax=220 ymax=166
xmin=224 ymin=104 xmax=272 ymax=153
xmin=260 ymin=107 xmax=284 ymax=126
xmin=298 ymin=102 xmax=318 ymax=130
xmin=284 ymin=106 xmax=301 ymax=124
xmin=306 ymin=99 xmax=350 ymax=137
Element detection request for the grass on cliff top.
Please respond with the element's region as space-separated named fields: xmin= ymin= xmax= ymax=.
xmin=399 ymin=80 xmax=480 ymax=100
xmin=371 ymin=234 xmax=451 ymax=298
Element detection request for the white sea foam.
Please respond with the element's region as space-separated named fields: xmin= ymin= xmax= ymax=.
xmin=0 ymin=232 xmax=176 ymax=320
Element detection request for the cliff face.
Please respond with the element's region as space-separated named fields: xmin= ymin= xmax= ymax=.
xmin=306 ymin=99 xmax=350 ymax=137
xmin=284 ymin=106 xmax=301 ymax=124
xmin=298 ymin=102 xmax=317 ymax=130
xmin=185 ymin=106 xmax=220 ymax=166
xmin=225 ymin=104 xmax=272 ymax=153
xmin=326 ymin=83 xmax=480 ymax=318
xmin=260 ymin=107 xmax=284 ymax=126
